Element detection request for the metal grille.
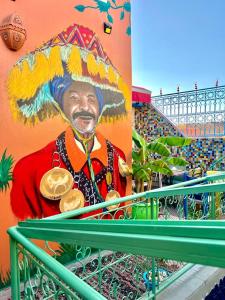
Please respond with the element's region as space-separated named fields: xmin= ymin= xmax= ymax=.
xmin=152 ymin=86 xmax=225 ymax=137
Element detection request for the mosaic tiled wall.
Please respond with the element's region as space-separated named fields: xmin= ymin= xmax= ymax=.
xmin=134 ymin=104 xmax=182 ymax=142
xmin=182 ymin=138 xmax=225 ymax=172
xmin=134 ymin=103 xmax=225 ymax=172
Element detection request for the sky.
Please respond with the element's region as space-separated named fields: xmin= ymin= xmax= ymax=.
xmin=131 ymin=0 xmax=225 ymax=96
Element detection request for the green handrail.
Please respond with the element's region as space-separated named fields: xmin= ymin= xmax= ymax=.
xmin=8 ymin=227 xmax=106 ymax=300
xmin=13 ymin=220 xmax=225 ymax=269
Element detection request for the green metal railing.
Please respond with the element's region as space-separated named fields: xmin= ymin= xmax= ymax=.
xmin=9 ymin=227 xmax=104 ymax=300
xmin=15 ymin=219 xmax=225 ymax=268
xmin=7 ymin=173 xmax=225 ymax=299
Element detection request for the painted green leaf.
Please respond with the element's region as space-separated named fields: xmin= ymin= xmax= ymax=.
xmin=107 ymin=14 xmax=114 ymax=23
xmin=124 ymin=2 xmax=131 ymax=12
xmin=0 ymin=270 xmax=11 ymax=289
xmin=74 ymin=5 xmax=86 ymax=12
xmin=0 ymin=150 xmax=13 ymax=192
xmin=120 ymin=11 xmax=125 ymax=20
xmin=112 ymin=0 xmax=117 ymax=3
xmin=94 ymin=0 xmax=110 ymax=12
xmin=126 ymin=26 xmax=131 ymax=36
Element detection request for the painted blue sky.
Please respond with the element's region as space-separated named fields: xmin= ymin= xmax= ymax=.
xmin=131 ymin=0 xmax=225 ymax=96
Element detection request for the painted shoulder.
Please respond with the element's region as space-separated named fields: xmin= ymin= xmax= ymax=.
xmin=13 ymin=140 xmax=56 ymax=173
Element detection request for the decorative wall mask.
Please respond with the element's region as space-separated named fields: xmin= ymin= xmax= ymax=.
xmin=0 ymin=13 xmax=26 ymax=51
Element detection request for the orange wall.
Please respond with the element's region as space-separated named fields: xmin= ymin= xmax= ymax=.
xmin=0 ymin=0 xmax=131 ymax=276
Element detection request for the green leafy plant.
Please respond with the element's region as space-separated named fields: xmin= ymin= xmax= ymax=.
xmin=0 ymin=150 xmax=13 ymax=192
xmin=74 ymin=0 xmax=131 ymax=36
xmin=0 ymin=270 xmax=11 ymax=289
xmin=55 ymin=243 xmax=97 ymax=265
xmin=55 ymin=243 xmax=79 ymax=265
xmin=132 ymin=130 xmax=192 ymax=192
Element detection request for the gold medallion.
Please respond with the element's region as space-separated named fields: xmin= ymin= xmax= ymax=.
xmin=59 ymin=189 xmax=85 ymax=213
xmin=40 ymin=167 xmax=74 ymax=200
xmin=118 ymin=156 xmax=132 ymax=177
xmin=106 ymin=172 xmax=112 ymax=185
xmin=105 ymin=190 xmax=120 ymax=210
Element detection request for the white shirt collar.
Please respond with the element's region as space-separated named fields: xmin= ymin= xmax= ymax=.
xmin=74 ymin=136 xmax=101 ymax=153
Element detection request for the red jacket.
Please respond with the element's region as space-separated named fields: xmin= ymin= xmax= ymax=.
xmin=11 ymin=127 xmax=127 ymax=220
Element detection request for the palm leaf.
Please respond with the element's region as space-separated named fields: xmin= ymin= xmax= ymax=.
xmin=132 ymin=129 xmax=146 ymax=149
xmin=132 ymin=162 xmax=143 ymax=175
xmin=132 ymin=131 xmax=191 ymax=188
xmin=156 ymin=136 xmax=192 ymax=147
xmin=146 ymin=160 xmax=173 ymax=175
xmin=135 ymin=168 xmax=150 ymax=181
xmin=165 ymin=157 xmax=189 ymax=167
xmin=147 ymin=142 xmax=171 ymax=157
xmin=132 ymin=150 xmax=142 ymax=162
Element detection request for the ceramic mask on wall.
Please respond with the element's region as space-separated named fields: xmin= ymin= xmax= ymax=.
xmin=0 ymin=13 xmax=26 ymax=51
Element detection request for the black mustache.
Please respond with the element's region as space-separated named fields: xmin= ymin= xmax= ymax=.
xmin=72 ymin=111 xmax=96 ymax=120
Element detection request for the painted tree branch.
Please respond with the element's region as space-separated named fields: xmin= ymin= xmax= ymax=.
xmin=74 ymin=0 xmax=131 ymax=36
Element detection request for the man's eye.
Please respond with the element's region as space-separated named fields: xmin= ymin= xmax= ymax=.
xmin=88 ymin=96 xmax=97 ymax=103
xmin=70 ymin=94 xmax=79 ymax=100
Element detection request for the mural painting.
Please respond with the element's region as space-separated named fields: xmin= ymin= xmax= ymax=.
xmin=8 ymin=23 xmax=131 ymax=220
xmin=0 ymin=0 xmax=131 ymax=289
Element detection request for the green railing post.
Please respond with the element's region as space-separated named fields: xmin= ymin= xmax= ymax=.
xmin=151 ymin=257 xmax=156 ymax=300
xmin=210 ymin=192 xmax=216 ymax=219
xmin=156 ymin=198 xmax=159 ymax=220
xmin=145 ymin=197 xmax=148 ymax=219
xmin=151 ymin=198 xmax=154 ymax=220
xmin=98 ymin=249 xmax=103 ymax=294
xmin=10 ymin=236 xmax=20 ymax=300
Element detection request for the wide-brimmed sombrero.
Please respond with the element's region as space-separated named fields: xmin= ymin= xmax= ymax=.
xmin=8 ymin=23 xmax=131 ymax=124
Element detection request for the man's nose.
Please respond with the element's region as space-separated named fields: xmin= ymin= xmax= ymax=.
xmin=79 ymin=96 xmax=89 ymax=110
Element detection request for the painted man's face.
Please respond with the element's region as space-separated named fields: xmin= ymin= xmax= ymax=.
xmin=62 ymin=81 xmax=100 ymax=135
